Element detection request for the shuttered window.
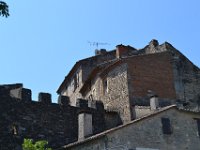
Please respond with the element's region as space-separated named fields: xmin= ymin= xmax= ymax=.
xmin=161 ymin=117 xmax=172 ymax=134
xmin=197 ymin=119 xmax=200 ymax=137
xmin=194 ymin=118 xmax=200 ymax=137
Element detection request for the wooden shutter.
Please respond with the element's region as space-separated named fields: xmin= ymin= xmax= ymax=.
xmin=161 ymin=117 xmax=172 ymax=134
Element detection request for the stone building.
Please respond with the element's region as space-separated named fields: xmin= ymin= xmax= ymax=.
xmin=57 ymin=39 xmax=200 ymax=123
xmin=0 ymin=39 xmax=200 ymax=150
xmin=59 ymin=105 xmax=200 ymax=150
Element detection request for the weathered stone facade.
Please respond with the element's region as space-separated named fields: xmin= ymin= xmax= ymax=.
xmin=1 ymin=39 xmax=200 ymax=150
xmin=82 ymin=63 xmax=132 ymax=123
xmin=58 ymin=50 xmax=117 ymax=106
xmin=58 ymin=40 xmax=199 ymax=123
xmin=0 ymin=84 xmax=105 ymax=150
xmin=60 ymin=106 xmax=200 ymax=150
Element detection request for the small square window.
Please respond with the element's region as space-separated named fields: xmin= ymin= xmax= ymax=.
xmin=161 ymin=117 xmax=172 ymax=134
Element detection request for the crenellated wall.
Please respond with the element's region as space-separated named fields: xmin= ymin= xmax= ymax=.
xmin=0 ymin=84 xmax=105 ymax=150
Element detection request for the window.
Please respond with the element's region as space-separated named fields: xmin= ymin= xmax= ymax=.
xmin=161 ymin=117 xmax=172 ymax=134
xmin=103 ymin=78 xmax=108 ymax=95
xmin=194 ymin=118 xmax=200 ymax=137
xmin=92 ymin=89 xmax=96 ymax=97
xmin=77 ymin=74 xmax=79 ymax=87
xmin=73 ymin=75 xmax=77 ymax=91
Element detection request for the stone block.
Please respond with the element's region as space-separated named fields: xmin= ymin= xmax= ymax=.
xmin=58 ymin=95 xmax=70 ymax=105
xmin=76 ymin=99 xmax=88 ymax=108
xmin=78 ymin=113 xmax=92 ymax=140
xmin=96 ymin=101 xmax=104 ymax=110
xmin=38 ymin=92 xmax=52 ymax=104
xmin=88 ymin=100 xmax=96 ymax=109
xmin=21 ymin=88 xmax=32 ymax=101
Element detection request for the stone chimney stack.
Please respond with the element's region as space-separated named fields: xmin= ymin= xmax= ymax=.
xmin=95 ymin=49 xmax=107 ymax=56
xmin=78 ymin=112 xmax=92 ymax=140
xmin=150 ymin=95 xmax=159 ymax=110
xmin=77 ymin=99 xmax=93 ymax=140
xmin=149 ymin=39 xmax=159 ymax=47
xmin=148 ymin=90 xmax=159 ymax=110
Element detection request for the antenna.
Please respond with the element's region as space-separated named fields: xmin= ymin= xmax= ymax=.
xmin=88 ymin=41 xmax=110 ymax=49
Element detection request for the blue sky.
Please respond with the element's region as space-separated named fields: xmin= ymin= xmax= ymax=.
xmin=1 ymin=0 xmax=200 ymax=102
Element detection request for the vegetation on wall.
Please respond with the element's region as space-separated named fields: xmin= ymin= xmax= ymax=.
xmin=22 ymin=139 xmax=52 ymax=150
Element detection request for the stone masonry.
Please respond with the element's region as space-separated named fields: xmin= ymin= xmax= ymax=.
xmin=62 ymin=106 xmax=200 ymax=150
xmin=60 ymin=40 xmax=200 ymax=123
xmin=0 ymin=84 xmax=105 ymax=150
xmin=0 ymin=39 xmax=200 ymax=150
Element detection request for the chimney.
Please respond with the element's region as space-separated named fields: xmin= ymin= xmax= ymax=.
xmin=78 ymin=112 xmax=92 ymax=140
xmin=95 ymin=49 xmax=107 ymax=56
xmin=116 ymin=44 xmax=128 ymax=58
xmin=148 ymin=90 xmax=159 ymax=110
xmin=150 ymin=95 xmax=159 ymax=110
xmin=149 ymin=39 xmax=159 ymax=47
xmin=116 ymin=44 xmax=138 ymax=58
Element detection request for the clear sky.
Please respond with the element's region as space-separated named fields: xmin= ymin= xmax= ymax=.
xmin=1 ymin=0 xmax=200 ymax=102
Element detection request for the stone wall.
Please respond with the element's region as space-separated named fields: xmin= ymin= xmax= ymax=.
xmin=104 ymin=111 xmax=122 ymax=130
xmin=133 ymin=106 xmax=151 ymax=119
xmin=65 ymin=108 xmax=200 ymax=150
xmin=61 ymin=50 xmax=117 ymax=106
xmin=171 ymin=51 xmax=200 ymax=106
xmin=0 ymin=85 xmax=105 ymax=150
xmin=84 ymin=63 xmax=132 ymax=123
xmin=61 ymin=66 xmax=83 ymax=106
xmin=60 ymin=39 xmax=200 ymax=116
xmin=103 ymin=63 xmax=131 ymax=123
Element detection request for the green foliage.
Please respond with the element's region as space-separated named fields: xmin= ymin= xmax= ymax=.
xmin=22 ymin=139 xmax=52 ymax=150
xmin=0 ymin=1 xmax=9 ymax=17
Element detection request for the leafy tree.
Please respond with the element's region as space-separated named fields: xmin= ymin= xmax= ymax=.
xmin=0 ymin=1 xmax=9 ymax=17
xmin=22 ymin=139 xmax=52 ymax=150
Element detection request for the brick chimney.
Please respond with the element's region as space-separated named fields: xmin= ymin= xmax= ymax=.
xmin=116 ymin=44 xmax=137 ymax=58
xmin=116 ymin=44 xmax=129 ymax=58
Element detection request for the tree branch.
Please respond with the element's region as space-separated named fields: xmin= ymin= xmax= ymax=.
xmin=0 ymin=1 xmax=9 ymax=17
